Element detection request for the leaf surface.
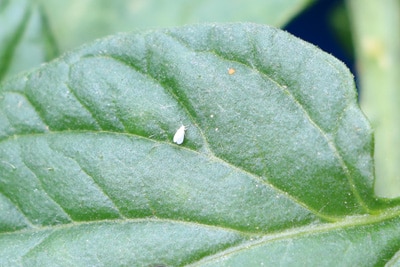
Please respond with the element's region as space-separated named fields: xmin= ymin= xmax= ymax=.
xmin=1 ymin=23 xmax=399 ymax=266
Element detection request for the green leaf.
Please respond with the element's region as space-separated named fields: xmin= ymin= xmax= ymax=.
xmin=0 ymin=23 xmax=399 ymax=266
xmin=37 ymin=0 xmax=314 ymax=52
xmin=0 ymin=0 xmax=58 ymax=82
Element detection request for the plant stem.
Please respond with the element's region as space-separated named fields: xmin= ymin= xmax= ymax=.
xmin=347 ymin=0 xmax=400 ymax=198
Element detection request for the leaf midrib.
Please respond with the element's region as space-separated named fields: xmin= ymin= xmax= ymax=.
xmin=2 ymin=208 xmax=399 ymax=265
xmin=1 ymin=128 xmax=344 ymax=225
xmin=188 ymin=207 xmax=400 ymax=266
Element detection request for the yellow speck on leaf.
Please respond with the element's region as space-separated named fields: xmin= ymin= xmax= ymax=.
xmin=228 ymin=68 xmax=235 ymax=75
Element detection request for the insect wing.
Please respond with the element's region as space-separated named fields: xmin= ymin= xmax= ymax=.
xmin=173 ymin=126 xmax=186 ymax=144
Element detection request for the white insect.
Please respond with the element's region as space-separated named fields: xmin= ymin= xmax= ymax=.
xmin=173 ymin=125 xmax=187 ymax=145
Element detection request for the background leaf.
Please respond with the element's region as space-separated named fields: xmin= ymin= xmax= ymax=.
xmin=0 ymin=23 xmax=399 ymax=266
xmin=0 ymin=0 xmax=313 ymax=82
xmin=0 ymin=0 xmax=58 ymax=82
xmin=37 ymin=0 xmax=313 ymax=53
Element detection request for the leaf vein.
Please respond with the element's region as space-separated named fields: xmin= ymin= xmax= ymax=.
xmin=162 ymin=32 xmax=369 ymax=213
xmin=20 ymin=155 xmax=73 ymax=222
xmin=63 ymin=81 xmax=103 ymax=130
xmin=2 ymin=90 xmax=51 ymax=132
xmin=94 ymin=52 xmax=215 ymax=155
xmin=21 ymin=230 xmax=55 ymax=261
xmin=0 ymin=191 xmax=35 ymax=229
xmin=51 ymin=148 xmax=127 ymax=220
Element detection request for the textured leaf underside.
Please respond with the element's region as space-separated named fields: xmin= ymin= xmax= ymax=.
xmin=0 ymin=23 xmax=399 ymax=266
